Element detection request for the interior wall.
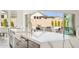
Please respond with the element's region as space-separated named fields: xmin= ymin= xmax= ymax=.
xmin=23 ymin=10 xmax=37 ymax=31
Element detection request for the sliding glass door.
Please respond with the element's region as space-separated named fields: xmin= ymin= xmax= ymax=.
xmin=64 ymin=14 xmax=75 ymax=48
xmin=64 ymin=14 xmax=75 ymax=35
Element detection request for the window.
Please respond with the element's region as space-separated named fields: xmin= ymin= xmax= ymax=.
xmin=1 ymin=15 xmax=4 ymax=18
xmin=34 ymin=16 xmax=36 ymax=19
xmin=37 ymin=16 xmax=39 ymax=19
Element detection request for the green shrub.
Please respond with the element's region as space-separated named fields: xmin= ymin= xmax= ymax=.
xmin=10 ymin=21 xmax=14 ymax=28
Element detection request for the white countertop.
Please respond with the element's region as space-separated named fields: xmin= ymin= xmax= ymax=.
xmin=31 ymin=31 xmax=73 ymax=42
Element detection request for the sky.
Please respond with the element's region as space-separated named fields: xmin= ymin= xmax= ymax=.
xmin=41 ymin=11 xmax=64 ymax=18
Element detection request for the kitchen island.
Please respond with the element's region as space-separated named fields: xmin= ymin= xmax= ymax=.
xmin=9 ymin=29 xmax=77 ymax=48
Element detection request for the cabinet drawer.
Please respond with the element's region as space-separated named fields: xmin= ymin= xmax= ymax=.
xmin=15 ymin=38 xmax=27 ymax=48
xmin=28 ymin=40 xmax=40 ymax=48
